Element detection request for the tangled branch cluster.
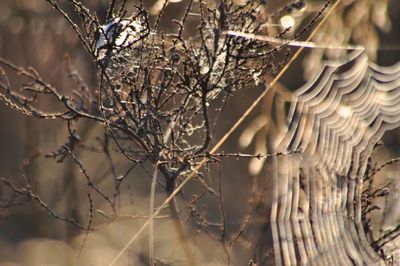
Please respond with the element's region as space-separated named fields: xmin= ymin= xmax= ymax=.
xmin=0 ymin=0 xmax=291 ymax=262
xmin=93 ymin=2 xmax=277 ymax=176
xmin=0 ymin=1 xmax=277 ymax=193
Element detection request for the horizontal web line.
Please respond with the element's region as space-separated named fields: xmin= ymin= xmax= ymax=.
xmin=224 ymin=30 xmax=400 ymax=51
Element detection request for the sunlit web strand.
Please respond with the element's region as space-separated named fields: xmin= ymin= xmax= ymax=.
xmin=226 ymin=30 xmax=400 ymax=52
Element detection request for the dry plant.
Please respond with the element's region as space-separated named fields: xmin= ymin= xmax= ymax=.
xmin=0 ymin=0 xmax=305 ymax=265
xmin=1 ymin=0 xmax=399 ymax=265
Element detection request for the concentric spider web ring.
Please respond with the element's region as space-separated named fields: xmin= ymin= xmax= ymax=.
xmin=271 ymin=50 xmax=400 ymax=265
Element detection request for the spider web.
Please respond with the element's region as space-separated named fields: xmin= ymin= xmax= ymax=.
xmin=271 ymin=50 xmax=400 ymax=265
